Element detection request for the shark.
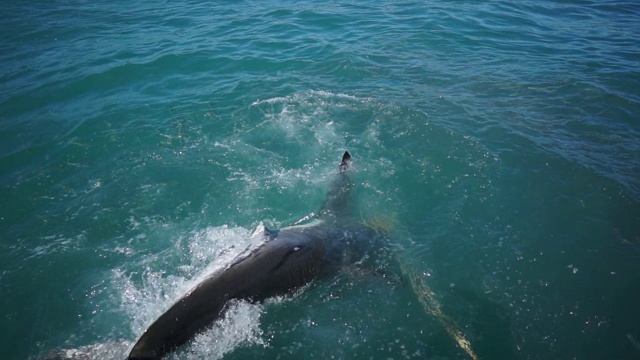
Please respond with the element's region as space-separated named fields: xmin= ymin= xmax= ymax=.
xmin=128 ymin=151 xmax=385 ymax=359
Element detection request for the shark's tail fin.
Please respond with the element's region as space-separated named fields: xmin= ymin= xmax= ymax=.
xmin=319 ymin=151 xmax=353 ymax=219
xmin=339 ymin=151 xmax=351 ymax=172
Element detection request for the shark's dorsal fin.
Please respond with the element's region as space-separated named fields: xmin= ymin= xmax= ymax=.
xmin=251 ymin=222 xmax=266 ymax=237
xmin=252 ymin=222 xmax=279 ymax=240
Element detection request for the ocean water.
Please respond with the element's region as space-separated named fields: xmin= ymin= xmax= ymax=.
xmin=1 ymin=1 xmax=639 ymax=359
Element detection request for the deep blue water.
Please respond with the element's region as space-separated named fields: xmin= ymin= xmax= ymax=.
xmin=1 ymin=1 xmax=639 ymax=359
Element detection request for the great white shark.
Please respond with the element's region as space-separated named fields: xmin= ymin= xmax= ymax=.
xmin=128 ymin=151 xmax=385 ymax=359
xmin=38 ymin=151 xmax=485 ymax=360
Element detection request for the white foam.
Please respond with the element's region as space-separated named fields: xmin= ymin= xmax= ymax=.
xmin=285 ymin=218 xmax=325 ymax=230
xmin=251 ymin=95 xmax=289 ymax=106
xmin=115 ymin=225 xmax=268 ymax=358
xmin=251 ymin=90 xmax=366 ymax=106
xmin=186 ymin=300 xmax=265 ymax=359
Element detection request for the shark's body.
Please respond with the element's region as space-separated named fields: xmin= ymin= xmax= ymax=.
xmin=129 ymin=151 xmax=378 ymax=359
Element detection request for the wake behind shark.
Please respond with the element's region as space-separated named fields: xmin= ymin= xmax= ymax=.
xmin=128 ymin=151 xmax=383 ymax=359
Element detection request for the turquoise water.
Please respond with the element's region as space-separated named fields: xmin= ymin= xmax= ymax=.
xmin=1 ymin=1 xmax=639 ymax=359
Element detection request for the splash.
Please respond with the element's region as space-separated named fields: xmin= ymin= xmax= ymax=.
xmin=114 ymin=225 xmax=268 ymax=359
xmin=186 ymin=300 xmax=265 ymax=360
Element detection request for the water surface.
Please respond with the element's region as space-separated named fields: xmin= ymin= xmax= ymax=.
xmin=1 ymin=1 xmax=639 ymax=359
